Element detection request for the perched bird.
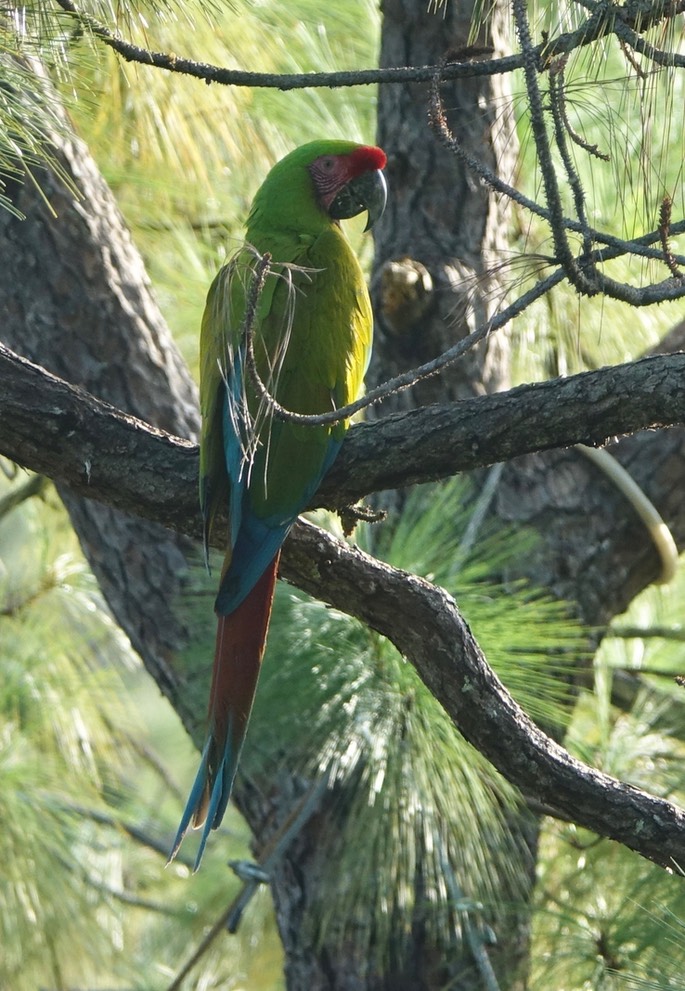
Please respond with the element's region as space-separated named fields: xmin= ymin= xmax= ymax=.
xmin=169 ymin=140 xmax=387 ymax=868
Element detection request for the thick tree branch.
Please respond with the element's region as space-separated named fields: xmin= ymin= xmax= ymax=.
xmin=0 ymin=343 xmax=198 ymax=534
xmin=3 ymin=339 xmax=685 ymax=526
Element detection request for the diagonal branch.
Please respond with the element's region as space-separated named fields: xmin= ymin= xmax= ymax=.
xmin=285 ymin=519 xmax=685 ymax=872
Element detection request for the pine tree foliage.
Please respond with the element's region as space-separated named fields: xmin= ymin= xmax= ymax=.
xmin=528 ymin=563 xmax=685 ymax=990
xmin=0 ymin=463 xmax=137 ymax=988
xmin=532 ymin=688 xmax=685 ymax=990
xmin=237 ymin=479 xmax=587 ymax=969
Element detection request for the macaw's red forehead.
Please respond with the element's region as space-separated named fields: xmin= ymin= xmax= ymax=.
xmin=348 ymin=145 xmax=387 ymax=176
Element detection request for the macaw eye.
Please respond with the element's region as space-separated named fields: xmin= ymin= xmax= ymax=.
xmin=320 ymin=156 xmax=336 ymax=171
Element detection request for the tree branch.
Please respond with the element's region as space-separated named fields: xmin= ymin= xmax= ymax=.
xmin=283 ymin=519 xmax=685 ymax=872
xmin=53 ymin=0 xmax=515 ymax=87
xmin=3 ymin=340 xmax=685 ymax=526
xmin=0 ymin=342 xmax=198 ymax=533
xmin=51 ymin=0 xmax=685 ymax=89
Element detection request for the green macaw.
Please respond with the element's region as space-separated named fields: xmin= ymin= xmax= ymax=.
xmin=170 ymin=140 xmax=387 ymax=868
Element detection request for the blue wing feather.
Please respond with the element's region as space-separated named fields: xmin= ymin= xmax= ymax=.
xmin=215 ymin=434 xmax=344 ymax=616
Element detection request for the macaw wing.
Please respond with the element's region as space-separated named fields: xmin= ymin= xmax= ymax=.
xmin=198 ymin=244 xmax=305 ymax=566
xmin=213 ymin=227 xmax=372 ymax=615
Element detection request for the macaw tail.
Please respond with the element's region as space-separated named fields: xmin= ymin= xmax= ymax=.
xmin=168 ymin=553 xmax=279 ymax=870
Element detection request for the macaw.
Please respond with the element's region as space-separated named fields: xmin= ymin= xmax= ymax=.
xmin=169 ymin=140 xmax=387 ymax=868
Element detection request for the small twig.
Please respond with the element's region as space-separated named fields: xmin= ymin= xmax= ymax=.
xmin=428 ymin=63 xmax=557 ymax=223
xmin=65 ymin=803 xmax=195 ymax=870
xmin=87 ymin=878 xmax=178 ymax=915
xmin=548 ymin=57 xmax=610 ymax=162
xmin=0 ymin=470 xmax=46 ymax=520
xmin=514 ymin=0 xmax=599 ymax=296
xmin=659 ymin=195 xmax=684 ymax=280
xmin=242 ymin=252 xmax=566 ymax=427
xmin=437 ymin=839 xmax=502 ymax=991
xmin=548 ymin=60 xmax=594 ymax=260
xmin=619 ymin=36 xmax=649 ymax=79
xmin=241 ymin=249 xmax=273 ymax=402
xmin=589 ymin=220 xmax=685 ymax=270
xmin=569 ymin=0 xmax=685 ymax=66
xmin=611 ymin=6 xmax=685 ymax=70
xmin=225 ymin=771 xmax=330 ymax=932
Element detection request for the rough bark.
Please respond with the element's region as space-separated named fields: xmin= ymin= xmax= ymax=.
xmin=370 ymin=0 xmax=517 ymax=408
xmin=0 ymin=62 xmax=201 ymax=729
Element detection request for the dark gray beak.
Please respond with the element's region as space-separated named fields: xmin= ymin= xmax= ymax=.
xmin=329 ymin=168 xmax=387 ymax=230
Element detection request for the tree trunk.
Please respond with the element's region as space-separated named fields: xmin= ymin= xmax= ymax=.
xmin=0 ymin=59 xmax=202 ymax=735
xmin=371 ymin=0 xmax=516 ymax=407
xmin=368 ymin=2 xmax=538 ymax=988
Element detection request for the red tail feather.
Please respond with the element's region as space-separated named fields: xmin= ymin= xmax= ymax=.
xmin=207 ymin=552 xmax=279 ymax=786
xmin=170 ymin=554 xmax=280 ymax=866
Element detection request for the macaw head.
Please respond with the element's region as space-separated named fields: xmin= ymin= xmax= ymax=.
xmin=247 ymin=140 xmax=387 ymax=235
xmin=308 ymin=143 xmax=387 ymax=230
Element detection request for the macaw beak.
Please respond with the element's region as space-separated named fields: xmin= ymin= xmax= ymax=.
xmin=329 ymin=168 xmax=387 ymax=230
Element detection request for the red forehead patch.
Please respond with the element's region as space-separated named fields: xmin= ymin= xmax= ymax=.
xmin=348 ymin=145 xmax=387 ymax=176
